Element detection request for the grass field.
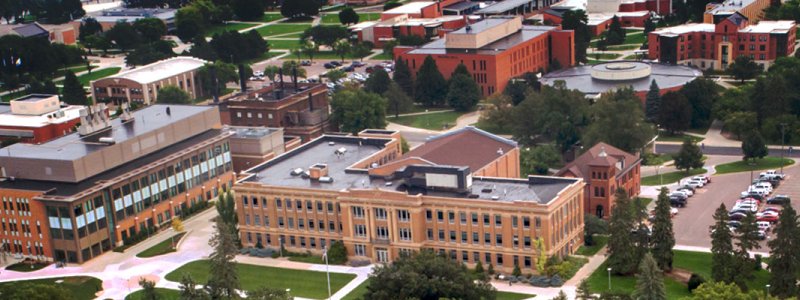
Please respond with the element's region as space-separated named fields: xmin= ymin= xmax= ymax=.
xmin=641 ymin=168 xmax=706 ymax=186
xmin=474 ymin=119 xmax=512 ymax=135
xmin=590 ymin=53 xmax=622 ymax=60
xmin=623 ymin=54 xmax=643 ymax=59
xmin=165 ymin=260 xmax=356 ymax=299
xmin=715 ymin=157 xmax=795 ymax=174
xmin=587 ymin=261 xmax=691 ymax=299
xmin=607 ymin=44 xmax=641 ymax=51
xmin=0 ymin=89 xmax=26 ymax=101
xmin=206 ymin=22 xmax=258 ymax=37
xmin=672 ymin=250 xmax=770 ymax=291
xmin=576 ymin=235 xmax=608 ymax=256
xmin=656 ymin=132 xmax=704 ymax=143
xmin=388 ymin=110 xmax=465 ymax=131
xmin=268 ymin=39 xmax=303 ymax=49
xmin=261 ymin=13 xmax=284 ymax=22
xmin=591 ymin=32 xmax=646 ymax=48
xmin=0 ymin=276 xmax=103 ymax=300
xmin=287 ymin=254 xmax=325 ymax=264
xmin=372 ymin=52 xmax=393 ymax=61
xmin=136 ymin=232 xmax=185 ymax=258
xmin=321 ymin=12 xmax=380 ymax=24
xmin=340 ymin=278 xmax=534 ymax=300
xmin=256 ymin=24 xmax=312 ymax=37
xmin=125 ymin=288 xmax=180 ymax=300
xmin=70 ymin=67 xmax=121 ymax=86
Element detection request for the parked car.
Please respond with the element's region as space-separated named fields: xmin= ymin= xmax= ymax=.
xmin=767 ymin=195 xmax=791 ymax=205
xmin=757 ymin=213 xmax=780 ymax=223
xmin=670 ymin=196 xmax=686 ymax=207
xmin=685 ymin=181 xmax=703 ymax=189
xmin=728 ymin=212 xmax=748 ymax=220
xmin=253 ymin=70 xmax=264 ymax=77
xmin=753 ymin=182 xmax=773 ymax=193
xmin=330 ymin=61 xmax=342 ymax=67
xmin=760 ymin=170 xmax=786 ymax=180
xmin=751 ymin=230 xmax=768 ymax=240
xmin=301 ymin=60 xmax=312 ymax=66
xmin=669 ymin=192 xmax=688 ymax=201
xmin=351 ymin=61 xmax=365 ymax=67
xmin=728 ymin=220 xmax=742 ymax=228
xmin=343 ymin=66 xmax=355 ymax=72
xmin=762 ymin=206 xmax=782 ymax=213
xmin=676 ymin=188 xmax=694 ymax=197
xmin=732 ymin=204 xmax=758 ymax=213
xmin=692 ymin=175 xmax=711 ymax=184
xmin=323 ymin=63 xmax=335 ymax=69
xmin=680 ymin=185 xmax=696 ymax=192
xmin=740 ymin=192 xmax=765 ymax=201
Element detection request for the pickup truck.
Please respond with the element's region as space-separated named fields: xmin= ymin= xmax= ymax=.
xmin=760 ymin=170 xmax=786 ymax=180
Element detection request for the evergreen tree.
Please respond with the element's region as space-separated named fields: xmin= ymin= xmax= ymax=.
xmin=606 ymin=16 xmax=626 ymax=45
xmin=742 ymin=130 xmax=768 ymax=163
xmin=645 ymin=79 xmax=661 ymax=122
xmin=658 ymin=91 xmax=692 ymax=134
xmin=733 ymin=212 xmax=760 ymax=291
xmin=179 ymin=274 xmax=208 ymax=300
xmin=206 ymin=219 xmax=241 ymax=299
xmin=61 ymin=71 xmax=90 ymax=106
xmin=651 ymin=187 xmax=675 ymax=272
xmin=414 ymin=55 xmax=448 ymax=107
xmin=384 ymin=82 xmax=414 ymax=118
xmin=551 ymin=290 xmax=568 ymax=300
xmin=139 ymin=278 xmax=160 ymax=300
xmin=767 ymin=204 xmax=799 ymax=298
xmin=338 ymin=7 xmax=359 ymax=24
xmin=452 ymin=63 xmax=470 ymax=77
xmin=673 ymin=138 xmax=705 ymax=173
xmin=326 ymin=240 xmax=347 ymax=265
xmin=711 ymin=204 xmax=735 ymax=283
xmin=393 ymin=58 xmax=414 ymax=96
xmin=576 ymin=279 xmax=593 ymax=300
xmin=633 ymin=253 xmax=667 ymax=300
xmin=446 ymin=74 xmax=481 ymax=112
xmin=365 ymin=68 xmax=391 ymax=95
xmin=216 ymin=190 xmax=240 ymax=246
xmin=607 ymin=188 xmax=638 ymax=275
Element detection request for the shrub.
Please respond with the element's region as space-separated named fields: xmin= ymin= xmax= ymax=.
xmin=753 ymin=254 xmax=762 ymax=271
xmin=550 ymin=275 xmax=564 ymax=287
xmin=487 ymin=263 xmax=495 ymax=275
xmin=687 ymin=273 xmax=705 ymax=292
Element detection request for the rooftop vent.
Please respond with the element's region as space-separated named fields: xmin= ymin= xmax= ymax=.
xmin=319 ymin=176 xmax=334 ymax=183
xmin=328 ymin=141 xmax=336 ymax=146
xmin=491 ymin=195 xmax=500 ymax=200
xmin=98 ymin=137 xmax=116 ymax=145
xmin=385 ymin=182 xmax=393 ymax=186
xmin=309 ymin=163 xmax=329 ymax=180
xmin=497 ymin=148 xmax=504 ymax=155
xmin=335 ymin=147 xmax=347 ymax=155
xmin=290 ymin=168 xmax=304 ymax=176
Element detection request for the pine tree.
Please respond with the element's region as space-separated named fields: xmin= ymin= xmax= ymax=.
xmin=216 ymin=190 xmax=240 ymax=246
xmin=768 ymin=204 xmax=799 ymax=298
xmin=711 ymin=204 xmax=735 ymax=283
xmin=206 ymin=219 xmax=241 ymax=299
xmin=576 ymin=279 xmax=593 ymax=300
xmin=733 ymin=212 xmax=760 ymax=291
xmin=393 ymin=58 xmax=414 ymax=97
xmin=365 ymin=68 xmax=391 ymax=95
xmin=446 ymin=74 xmax=480 ymax=112
xmin=651 ymin=187 xmax=675 ymax=272
xmin=414 ymin=55 xmax=447 ymax=107
xmin=138 ymin=278 xmax=159 ymax=300
xmin=673 ymin=138 xmax=705 ymax=173
xmin=179 ymin=274 xmax=208 ymax=300
xmin=62 ymin=71 xmax=90 ymax=106
xmin=645 ymin=80 xmax=661 ymax=122
xmin=550 ymin=290 xmax=568 ymax=300
xmin=607 ymin=188 xmax=638 ymax=275
xmin=633 ymin=253 xmax=667 ymax=300
xmin=742 ymin=130 xmax=768 ymax=163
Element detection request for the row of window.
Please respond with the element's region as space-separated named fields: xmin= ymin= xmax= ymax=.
xmin=244 ymin=231 xmax=338 ymax=251
xmin=425 ymin=229 xmax=537 ymax=249
xmin=244 ymin=214 xmax=344 ymax=233
xmin=424 ymin=209 xmax=542 ymax=229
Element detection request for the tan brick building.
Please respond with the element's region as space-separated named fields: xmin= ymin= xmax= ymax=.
xmin=91 ymin=56 xmax=207 ymax=105
xmin=234 ymin=127 xmax=585 ymax=273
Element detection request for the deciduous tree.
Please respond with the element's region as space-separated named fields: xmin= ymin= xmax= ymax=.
xmin=331 ymin=88 xmax=387 ymax=134
xmin=724 ymin=111 xmax=757 ymax=140
xmin=658 ymin=91 xmax=691 ymax=134
xmin=363 ymin=250 xmax=496 ymax=300
xmin=338 ymin=7 xmax=359 ymax=24
xmin=728 ymin=55 xmax=762 ymax=83
xmin=365 ymin=68 xmax=391 ymax=95
xmin=157 ymin=85 xmax=191 ymax=104
xmin=583 ymin=88 xmax=654 ymax=153
xmin=138 ymin=278 xmax=159 ymax=300
xmin=384 ymin=82 xmax=413 ymax=118
xmin=232 ymin=0 xmax=265 ymax=21
xmin=332 ymin=39 xmax=351 ymax=62
xmin=742 ymin=130 xmax=768 ymax=162
xmin=446 ymin=73 xmax=480 ymax=111
xmin=281 ymin=0 xmax=320 ymax=19
xmin=680 ymin=78 xmax=718 ymax=129
xmin=673 ymin=138 xmax=704 ymax=172
xmin=175 ymin=6 xmax=205 ymax=41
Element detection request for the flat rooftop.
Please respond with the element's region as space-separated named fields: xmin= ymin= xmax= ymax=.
xmin=740 ymin=20 xmax=795 ymax=33
xmin=0 ymin=129 xmax=225 ymax=199
xmin=0 ymin=105 xmax=214 ymax=161
xmin=707 ymin=0 xmax=757 ymax=15
xmin=14 ymin=94 xmax=52 ymax=103
xmin=242 ymin=135 xmax=579 ymax=204
xmin=476 ymin=0 xmax=536 ymax=14
xmin=0 ymin=105 xmax=83 ymax=128
xmin=90 ymin=7 xmax=176 ymax=20
xmin=541 ymin=62 xmax=702 ymax=97
xmin=408 ymin=25 xmax=556 ymax=55
xmin=383 ymin=1 xmax=436 ymax=14
xmin=651 ymin=23 xmax=715 ymax=36
xmin=106 ymin=56 xmax=206 ymax=85
xmin=230 ymin=126 xmax=280 ymax=139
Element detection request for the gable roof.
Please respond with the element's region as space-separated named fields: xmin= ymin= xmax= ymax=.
xmin=402 ymin=126 xmax=517 ymax=173
xmin=555 ymin=142 xmax=639 ymax=179
xmin=725 ymin=12 xmax=748 ymax=26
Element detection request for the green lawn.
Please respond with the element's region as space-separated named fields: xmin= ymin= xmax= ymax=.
xmin=321 ymin=12 xmax=380 ymax=24
xmin=136 ymin=232 xmax=185 ymax=258
xmin=242 ymin=51 xmax=284 ymax=64
xmin=262 ymin=13 xmax=285 ymax=23
xmin=1 ymin=89 xmax=27 ymax=102
xmin=641 ymin=168 xmax=706 ymax=186
xmin=586 ymin=59 xmax=604 ymax=65
xmin=268 ymin=39 xmax=303 ymax=49
xmin=71 ymin=67 xmax=122 ymax=86
xmin=256 ymin=24 xmax=312 ymax=37
xmin=607 ymin=44 xmax=641 ymax=51
xmin=287 ymin=254 xmax=325 ymax=264
xmin=623 ymin=54 xmax=643 ymax=59
xmin=672 ymin=250 xmax=770 ymax=291
xmin=54 ymin=64 xmax=97 ymax=78
xmin=206 ymin=22 xmax=259 ymax=37
xmin=341 ymin=279 xmax=535 ymax=300
xmin=0 ymin=276 xmax=103 ymax=300
xmin=623 ymin=33 xmax=647 ymax=45
xmin=126 ymin=288 xmax=181 ymax=300
xmin=643 ymin=152 xmax=674 ymax=166
xmin=388 ymin=110 xmax=465 ymax=131
xmin=474 ymin=119 xmax=512 ymax=136
xmin=586 ymin=261 xmax=691 ymax=299
xmin=590 ymin=53 xmax=622 ymax=60
xmin=576 ymin=235 xmax=608 ymax=256
xmin=714 ymin=157 xmax=795 ymax=175
xmin=656 ymin=132 xmax=704 ymax=143
xmin=5 ymin=261 xmax=50 ymax=272
xmin=165 ymin=260 xmax=357 ymax=299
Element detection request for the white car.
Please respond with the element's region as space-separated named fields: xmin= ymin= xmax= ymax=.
xmin=757 ymin=221 xmax=772 ymax=232
xmin=756 ymin=211 xmax=779 ymax=219
xmin=671 ymin=191 xmax=691 ymax=198
xmin=733 ymin=203 xmax=758 ymax=213
xmin=760 ymin=170 xmax=786 ymax=180
xmin=747 ymin=186 xmax=769 ymax=196
xmin=754 ymin=182 xmax=773 ymax=193
xmin=737 ymin=199 xmax=759 ymax=206
xmin=253 ymin=70 xmax=264 ymax=77
xmin=692 ymin=176 xmax=710 ymax=184
xmin=688 ymin=180 xmax=705 ymax=188
xmin=676 ymin=188 xmax=694 ymax=197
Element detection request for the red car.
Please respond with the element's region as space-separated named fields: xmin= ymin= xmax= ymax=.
xmin=757 ymin=214 xmax=779 ymax=223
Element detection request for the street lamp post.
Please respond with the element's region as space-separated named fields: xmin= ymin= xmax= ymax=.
xmin=323 ymin=247 xmax=331 ymax=300
xmin=657 ymin=165 xmax=663 ymax=186
xmin=286 ymin=288 xmax=291 ymax=300
xmin=607 ymin=267 xmax=612 ymax=290
xmin=766 ymin=284 xmax=771 ymax=296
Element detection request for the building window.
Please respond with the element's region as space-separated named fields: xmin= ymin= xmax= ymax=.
xmin=471 ymin=213 xmax=478 ymax=225
xmin=459 ymin=212 xmax=467 ymax=224
xmin=472 ymin=232 xmax=479 ymax=244
xmin=494 ymin=214 xmax=502 ymax=227
xmin=352 ymin=206 xmax=364 ymax=218
xmin=376 ymin=227 xmax=388 ymax=239
xmin=399 ymin=228 xmax=411 ymax=241
xmin=375 ymin=208 xmax=387 ymax=220
xmin=496 ymin=234 xmax=503 ymax=245
xmin=397 ymin=210 xmax=410 ymax=222
xmin=354 ymin=224 xmax=367 ymax=237
xmin=448 ymin=211 xmax=455 ymax=223
xmin=438 ymin=229 xmax=445 ymax=241
xmin=437 ymin=210 xmax=444 ymax=222
xmin=355 ymin=244 xmax=366 ymax=256
xmin=427 ymin=229 xmax=434 ymax=240
xmin=483 ymin=214 xmax=490 ymax=226
xmin=426 ymin=209 xmax=432 ymax=221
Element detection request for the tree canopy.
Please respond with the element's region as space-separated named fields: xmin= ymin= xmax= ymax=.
xmin=363 ymin=250 xmax=496 ymax=300
xmin=414 ymin=56 xmax=448 ymax=107
xmin=339 ymin=7 xmax=359 ymax=24
xmin=658 ymin=91 xmax=692 ymax=134
xmin=62 ymin=71 xmax=90 ymax=106
xmin=673 ymin=138 xmax=704 ymax=172
xmin=582 ymin=88 xmax=654 ymax=154
xmin=511 ymin=82 xmax=588 ymax=152
xmin=742 ymin=130 xmax=768 ymax=162
xmin=157 ymin=85 xmax=191 ymax=104
xmin=281 ymin=0 xmax=320 ymax=19
xmin=365 ymin=68 xmax=391 ymax=95
xmin=331 ymin=88 xmax=387 ymax=134
xmin=728 ymin=55 xmax=762 ymax=83
xmin=446 ymin=73 xmax=481 ymax=111
xmin=560 ymin=10 xmax=590 ymax=63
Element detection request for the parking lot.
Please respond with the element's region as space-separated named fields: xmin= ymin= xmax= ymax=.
xmin=671 ymin=161 xmax=800 ymax=251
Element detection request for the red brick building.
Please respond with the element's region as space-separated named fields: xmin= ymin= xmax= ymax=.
xmin=556 ymin=142 xmax=641 ymax=219
xmin=0 ymin=94 xmax=85 ymax=144
xmin=394 ymin=16 xmax=575 ymax=97
xmin=217 ymin=82 xmax=334 ymax=143
xmin=648 ymin=13 xmax=796 ymax=70
xmin=543 ymin=10 xmax=650 ymax=36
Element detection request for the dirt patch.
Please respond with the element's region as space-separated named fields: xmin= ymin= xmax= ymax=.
xmin=665 ymin=268 xmax=692 ymax=284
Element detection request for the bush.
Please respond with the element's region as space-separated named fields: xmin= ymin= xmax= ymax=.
xmin=549 ymin=275 xmax=563 ymax=287
xmin=687 ymin=273 xmax=705 ymax=292
xmin=327 ymin=240 xmax=347 ymax=264
xmin=487 ymin=264 xmax=495 ymax=275
xmin=512 ymin=265 xmax=522 ymax=277
xmin=754 ymin=254 xmax=762 ymax=271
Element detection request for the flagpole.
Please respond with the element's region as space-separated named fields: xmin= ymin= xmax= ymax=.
xmin=324 ymin=246 xmax=331 ymax=299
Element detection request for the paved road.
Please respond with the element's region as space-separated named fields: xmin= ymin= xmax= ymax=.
xmin=670 ymin=162 xmax=800 ymax=254
xmin=656 ymin=144 xmax=800 ymax=158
